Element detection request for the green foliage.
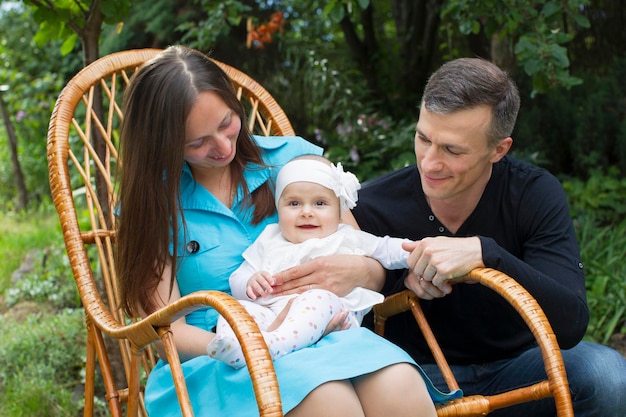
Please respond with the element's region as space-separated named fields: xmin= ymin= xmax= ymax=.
xmin=178 ymin=0 xmax=252 ymax=49
xmin=443 ymin=0 xmax=590 ymax=95
xmin=0 ymin=309 xmax=86 ymax=416
xmin=323 ymin=0 xmax=371 ymax=23
xmin=0 ymin=6 xmax=75 ymax=211
xmin=4 ymin=245 xmax=80 ymax=309
xmin=513 ymin=57 xmax=626 ymax=177
xmin=291 ymin=49 xmax=372 ymax=133
xmin=562 ymin=168 xmax=626 ymax=227
xmin=100 ymin=0 xmax=197 ymax=53
xmin=27 ymin=0 xmax=131 ymax=55
xmin=0 ymin=206 xmax=107 ymax=415
xmin=564 ymin=169 xmax=626 ymax=343
xmin=0 ymin=373 xmax=76 ymax=417
xmin=0 ymin=207 xmax=63 ymax=292
xmin=575 ymin=216 xmax=626 ymax=344
xmin=324 ymin=114 xmax=416 ymax=182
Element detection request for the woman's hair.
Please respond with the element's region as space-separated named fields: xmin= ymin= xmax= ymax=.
xmin=116 ymin=46 xmax=275 ymax=317
xmin=421 ymin=57 xmax=520 ymax=148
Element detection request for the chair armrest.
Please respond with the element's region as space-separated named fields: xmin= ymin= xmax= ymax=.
xmin=87 ymin=290 xmax=282 ymax=417
xmin=373 ymin=267 xmax=573 ymax=417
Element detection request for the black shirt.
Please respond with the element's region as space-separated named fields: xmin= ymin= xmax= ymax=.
xmin=353 ymin=156 xmax=588 ymax=364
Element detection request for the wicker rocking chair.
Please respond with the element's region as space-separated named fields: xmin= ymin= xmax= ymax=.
xmin=47 ymin=48 xmax=573 ymax=417
xmin=373 ymin=268 xmax=574 ymax=416
xmin=47 ymin=48 xmax=290 ymax=417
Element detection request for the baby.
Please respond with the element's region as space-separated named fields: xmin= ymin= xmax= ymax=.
xmin=207 ymin=155 xmax=412 ymax=368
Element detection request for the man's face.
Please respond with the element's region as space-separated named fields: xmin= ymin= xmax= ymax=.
xmin=414 ymin=103 xmax=507 ymax=204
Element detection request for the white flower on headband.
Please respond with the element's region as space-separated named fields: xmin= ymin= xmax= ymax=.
xmin=331 ymin=162 xmax=361 ymax=211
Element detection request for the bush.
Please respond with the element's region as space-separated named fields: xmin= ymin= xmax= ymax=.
xmin=0 ymin=309 xmax=86 ymax=416
xmin=0 ymin=366 xmax=77 ymax=417
xmin=0 ymin=206 xmax=62 ymax=291
xmin=4 ymin=244 xmax=80 ymax=309
xmin=575 ymin=216 xmax=626 ymax=344
xmin=514 ymin=57 xmax=626 ymax=178
xmin=562 ymin=168 xmax=626 ymax=343
xmin=562 ymin=167 xmax=626 ymax=227
xmin=323 ymin=114 xmax=416 ymax=182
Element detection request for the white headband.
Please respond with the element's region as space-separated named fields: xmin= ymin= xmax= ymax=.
xmin=275 ymin=159 xmax=361 ymax=211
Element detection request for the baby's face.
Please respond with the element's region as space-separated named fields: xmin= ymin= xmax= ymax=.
xmin=277 ymin=181 xmax=341 ymax=243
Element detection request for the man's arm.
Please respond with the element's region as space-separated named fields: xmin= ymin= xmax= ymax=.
xmin=477 ymin=181 xmax=588 ymax=348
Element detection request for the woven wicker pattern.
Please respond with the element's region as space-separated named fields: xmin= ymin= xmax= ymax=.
xmin=373 ymin=267 xmax=574 ymax=416
xmin=47 ymin=49 xmax=292 ymax=417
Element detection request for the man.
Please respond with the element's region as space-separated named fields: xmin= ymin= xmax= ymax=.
xmin=353 ymin=58 xmax=626 ymax=416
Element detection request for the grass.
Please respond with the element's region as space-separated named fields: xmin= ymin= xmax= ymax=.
xmin=0 ymin=207 xmax=96 ymax=417
xmin=0 ymin=206 xmax=63 ymax=292
xmin=0 ymin=310 xmax=86 ymax=417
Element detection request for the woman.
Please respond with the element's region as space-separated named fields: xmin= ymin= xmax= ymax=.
xmin=116 ymin=45 xmax=451 ymax=416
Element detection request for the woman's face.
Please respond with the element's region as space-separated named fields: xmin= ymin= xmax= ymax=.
xmin=184 ymin=91 xmax=242 ymax=170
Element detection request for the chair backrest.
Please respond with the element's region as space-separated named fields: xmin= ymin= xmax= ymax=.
xmin=47 ymin=48 xmax=293 ymax=416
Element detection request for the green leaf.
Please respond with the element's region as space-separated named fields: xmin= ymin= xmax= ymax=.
xmin=472 ymin=20 xmax=480 ymax=34
xmin=523 ymin=58 xmax=542 ymax=75
xmin=514 ymin=37 xmax=537 ymax=58
xmin=60 ymin=33 xmax=78 ymax=56
xmin=328 ymin=3 xmax=346 ymax=23
xmin=100 ymin=0 xmax=131 ymax=22
xmin=540 ymin=1 xmax=561 ymax=19
xmin=458 ymin=20 xmax=476 ymax=35
xmin=572 ymin=13 xmax=591 ymax=29
xmin=32 ymin=27 xmax=50 ymax=47
xmin=227 ymin=15 xmax=242 ymax=26
xmin=549 ymin=44 xmax=570 ymax=67
xmin=323 ymin=0 xmax=340 ymax=16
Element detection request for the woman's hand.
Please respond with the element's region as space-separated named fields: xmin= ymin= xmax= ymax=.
xmin=271 ymin=254 xmax=384 ymax=297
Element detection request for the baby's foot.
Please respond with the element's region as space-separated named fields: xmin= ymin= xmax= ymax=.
xmin=206 ymin=334 xmax=246 ymax=369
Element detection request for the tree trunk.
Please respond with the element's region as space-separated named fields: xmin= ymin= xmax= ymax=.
xmin=339 ymin=0 xmax=443 ymax=120
xmin=392 ymin=0 xmax=442 ymax=119
xmin=80 ymin=4 xmax=111 ymax=228
xmin=339 ymin=4 xmax=385 ymax=107
xmin=490 ymin=32 xmax=516 ymax=77
xmin=0 ymin=90 xmax=29 ymax=210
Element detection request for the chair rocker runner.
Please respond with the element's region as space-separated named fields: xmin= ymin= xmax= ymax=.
xmin=47 ymin=48 xmax=573 ymax=417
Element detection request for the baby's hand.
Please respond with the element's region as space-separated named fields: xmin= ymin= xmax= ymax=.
xmin=246 ymin=271 xmax=275 ymax=300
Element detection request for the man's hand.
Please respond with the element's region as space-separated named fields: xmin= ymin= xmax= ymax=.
xmin=402 ymin=236 xmax=484 ymax=299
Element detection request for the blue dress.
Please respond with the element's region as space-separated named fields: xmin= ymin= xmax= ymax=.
xmin=144 ymin=135 xmax=461 ymax=416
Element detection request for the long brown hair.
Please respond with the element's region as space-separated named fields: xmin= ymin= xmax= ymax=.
xmin=117 ymin=46 xmax=275 ymax=317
